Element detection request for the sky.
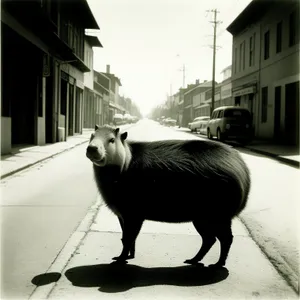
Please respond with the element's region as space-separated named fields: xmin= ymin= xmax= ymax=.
xmin=87 ymin=0 xmax=252 ymax=116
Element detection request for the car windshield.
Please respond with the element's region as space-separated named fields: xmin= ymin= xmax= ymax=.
xmin=224 ymin=109 xmax=251 ymax=119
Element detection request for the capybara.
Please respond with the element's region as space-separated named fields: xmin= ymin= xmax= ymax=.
xmin=86 ymin=124 xmax=251 ymax=267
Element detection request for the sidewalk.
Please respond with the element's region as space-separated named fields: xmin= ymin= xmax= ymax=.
xmin=1 ymin=129 xmax=94 ymax=180
xmin=174 ymin=126 xmax=300 ymax=168
xmin=1 ymin=124 xmax=136 ymax=180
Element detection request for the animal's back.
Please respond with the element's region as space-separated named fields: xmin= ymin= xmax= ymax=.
xmin=94 ymin=139 xmax=250 ymax=222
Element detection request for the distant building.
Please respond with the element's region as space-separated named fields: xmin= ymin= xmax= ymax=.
xmin=100 ymin=65 xmax=124 ymax=123
xmin=227 ymin=0 xmax=299 ymax=145
xmin=220 ymin=65 xmax=233 ymax=107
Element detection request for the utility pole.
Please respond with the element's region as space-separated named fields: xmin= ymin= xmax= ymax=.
xmin=176 ymin=54 xmax=186 ymax=89
xmin=207 ymin=8 xmax=221 ymax=115
xmin=170 ymin=84 xmax=172 ymax=118
xmin=182 ymin=64 xmax=185 ymax=89
xmin=178 ymin=63 xmax=185 ymax=88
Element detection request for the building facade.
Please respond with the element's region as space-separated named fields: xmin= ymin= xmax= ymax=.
xmin=227 ymin=0 xmax=299 ymax=145
xmin=1 ymin=0 xmax=100 ymax=154
xmin=83 ymin=35 xmax=103 ymax=129
xmin=100 ymin=65 xmax=126 ymax=123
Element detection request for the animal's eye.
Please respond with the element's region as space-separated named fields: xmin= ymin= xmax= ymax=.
xmin=90 ymin=133 xmax=95 ymax=141
xmin=109 ymin=138 xmax=115 ymax=143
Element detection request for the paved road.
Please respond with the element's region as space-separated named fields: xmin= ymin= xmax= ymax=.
xmin=2 ymin=120 xmax=298 ymax=299
xmin=1 ymin=142 xmax=98 ymax=299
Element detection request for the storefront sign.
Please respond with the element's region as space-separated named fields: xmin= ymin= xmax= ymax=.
xmin=232 ymin=86 xmax=256 ymax=97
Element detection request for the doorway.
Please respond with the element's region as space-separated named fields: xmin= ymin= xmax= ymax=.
xmin=274 ymin=86 xmax=281 ymax=141
xmin=45 ymin=60 xmax=54 ymax=143
xmin=285 ymin=81 xmax=299 ymax=146
xmin=75 ymin=87 xmax=82 ymax=133
xmin=68 ymin=84 xmax=74 ymax=136
xmin=3 ymin=24 xmax=38 ymax=146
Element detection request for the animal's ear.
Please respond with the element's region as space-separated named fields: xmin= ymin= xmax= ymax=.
xmin=114 ymin=128 xmax=120 ymax=136
xmin=121 ymin=132 xmax=128 ymax=141
xmin=95 ymin=125 xmax=99 ymax=131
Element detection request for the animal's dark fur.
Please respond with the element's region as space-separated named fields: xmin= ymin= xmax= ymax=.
xmin=88 ymin=126 xmax=251 ymax=267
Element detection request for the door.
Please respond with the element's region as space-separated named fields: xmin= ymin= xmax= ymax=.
xmin=68 ymin=84 xmax=74 ymax=136
xmin=285 ymin=81 xmax=299 ymax=146
xmin=45 ymin=70 xmax=54 ymax=143
xmin=274 ymin=86 xmax=281 ymax=141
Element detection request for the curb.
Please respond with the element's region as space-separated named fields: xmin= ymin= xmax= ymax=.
xmin=29 ymin=196 xmax=103 ymax=299
xmin=243 ymin=147 xmax=299 ymax=168
xmin=0 ymin=139 xmax=90 ymax=180
xmin=239 ymin=216 xmax=299 ymax=294
xmin=183 ymin=129 xmax=299 ymax=168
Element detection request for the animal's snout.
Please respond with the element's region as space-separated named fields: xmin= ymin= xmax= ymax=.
xmin=86 ymin=144 xmax=101 ymax=161
xmin=87 ymin=144 xmax=98 ymax=153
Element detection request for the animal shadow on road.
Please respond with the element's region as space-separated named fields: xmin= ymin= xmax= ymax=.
xmin=65 ymin=262 xmax=229 ymax=293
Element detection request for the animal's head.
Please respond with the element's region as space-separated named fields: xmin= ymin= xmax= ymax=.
xmin=86 ymin=124 xmax=128 ymax=168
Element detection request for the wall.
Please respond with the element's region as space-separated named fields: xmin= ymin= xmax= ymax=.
xmin=231 ymin=22 xmax=261 ymax=83
xmin=1 ymin=117 xmax=11 ymax=154
xmin=230 ymin=1 xmax=299 ymax=141
xmin=258 ymin=2 xmax=300 ymax=138
xmin=192 ymin=93 xmax=201 ymax=108
xmin=221 ymin=82 xmax=232 ymax=100
xmin=83 ymin=40 xmax=94 ymax=90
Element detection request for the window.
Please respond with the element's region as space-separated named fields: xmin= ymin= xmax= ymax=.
xmin=264 ymin=31 xmax=270 ymax=60
xmin=243 ymin=41 xmax=246 ymax=70
xmin=261 ymin=87 xmax=268 ymax=123
xmin=212 ymin=111 xmax=218 ymax=119
xmin=289 ymin=10 xmax=297 ymax=47
xmin=238 ymin=41 xmax=245 ymax=71
xmin=249 ymin=34 xmax=255 ymax=66
xmin=276 ymin=21 xmax=282 ymax=53
xmin=234 ymin=47 xmax=237 ymax=74
xmin=235 ymin=96 xmax=241 ymax=106
xmin=239 ymin=43 xmax=242 ymax=71
xmin=224 ymin=109 xmax=251 ymax=119
xmin=218 ymin=110 xmax=224 ymax=118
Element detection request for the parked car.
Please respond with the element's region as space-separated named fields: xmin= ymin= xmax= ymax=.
xmin=188 ymin=116 xmax=210 ymax=133
xmin=131 ymin=116 xmax=139 ymax=123
xmin=123 ymin=113 xmax=132 ymax=124
xmin=113 ymin=113 xmax=124 ymax=126
xmin=159 ymin=116 xmax=166 ymax=125
xmin=162 ymin=117 xmax=177 ymax=127
xmin=206 ymin=106 xmax=253 ymax=144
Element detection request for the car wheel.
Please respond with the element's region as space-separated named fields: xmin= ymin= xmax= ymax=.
xmin=217 ymin=129 xmax=223 ymax=141
xmin=207 ymin=128 xmax=212 ymax=139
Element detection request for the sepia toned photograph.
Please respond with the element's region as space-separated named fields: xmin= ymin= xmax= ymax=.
xmin=0 ymin=0 xmax=299 ymax=299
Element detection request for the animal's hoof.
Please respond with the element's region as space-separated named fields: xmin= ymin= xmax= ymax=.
xmin=111 ymin=260 xmax=128 ymax=265
xmin=184 ymin=259 xmax=200 ymax=265
xmin=112 ymin=256 xmax=128 ymax=262
xmin=112 ymin=254 xmax=134 ymax=261
xmin=208 ymin=262 xmax=224 ymax=269
xmin=112 ymin=257 xmax=128 ymax=264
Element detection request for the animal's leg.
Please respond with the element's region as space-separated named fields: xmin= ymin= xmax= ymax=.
xmin=184 ymin=220 xmax=216 ymax=265
xmin=113 ymin=218 xmax=143 ymax=262
xmin=117 ymin=216 xmax=135 ymax=259
xmin=210 ymin=221 xmax=233 ymax=268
